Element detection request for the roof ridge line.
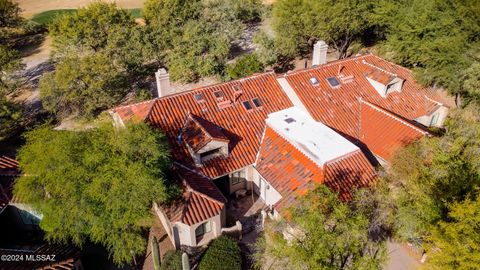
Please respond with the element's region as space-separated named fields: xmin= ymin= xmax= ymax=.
xmin=110 ymin=98 xmax=155 ymax=113
xmin=361 ymin=100 xmax=429 ymax=135
xmin=282 ymin=54 xmax=366 ymax=78
xmin=174 ymin=162 xmax=227 ymax=204
xmin=361 ymin=59 xmax=397 ymax=77
xmin=324 ymin=149 xmax=362 ymax=165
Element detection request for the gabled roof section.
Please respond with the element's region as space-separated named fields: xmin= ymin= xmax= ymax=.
xmin=181 ymin=113 xmax=229 ymax=153
xmin=282 ymin=54 xmax=443 ymax=139
xmin=113 ymin=72 xmax=293 ymax=178
xmin=162 ymin=165 xmax=226 ymax=226
xmin=324 ymin=150 xmax=377 ymax=201
xmin=111 ymin=99 xmax=156 ymax=124
xmin=360 ymin=100 xmax=429 ymax=161
xmin=255 ymin=125 xmax=376 ymax=212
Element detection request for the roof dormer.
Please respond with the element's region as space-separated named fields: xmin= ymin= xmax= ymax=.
xmin=363 ymin=60 xmax=405 ymax=97
xmin=180 ymin=114 xmax=230 ymax=165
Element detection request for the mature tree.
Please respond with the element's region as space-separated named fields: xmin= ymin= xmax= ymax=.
xmin=144 ymin=0 xmax=263 ymax=82
xmin=0 ymin=44 xmax=23 ymax=93
xmin=272 ymin=0 xmax=376 ymax=58
xmin=49 ymin=2 xmax=135 ymax=57
xmin=460 ymin=61 xmax=480 ymax=105
xmin=0 ymin=0 xmax=21 ymax=28
xmin=425 ymin=193 xmax=480 ymax=270
xmin=226 ymin=53 xmax=263 ymax=80
xmin=256 ymin=185 xmax=386 ymax=270
xmin=39 ymin=54 xmax=127 ymax=118
xmin=381 ymin=0 xmax=480 ymax=98
xmin=381 ymin=105 xmax=480 ymax=244
xmin=0 ymin=96 xmax=22 ymax=139
xmin=253 ymin=31 xmax=278 ymax=67
xmin=15 ymin=123 xmax=172 ymax=265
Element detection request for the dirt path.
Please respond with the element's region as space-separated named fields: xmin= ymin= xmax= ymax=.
xmin=16 ymin=0 xmax=146 ymax=18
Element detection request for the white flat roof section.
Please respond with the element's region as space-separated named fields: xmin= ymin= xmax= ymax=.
xmin=266 ymin=107 xmax=359 ymax=167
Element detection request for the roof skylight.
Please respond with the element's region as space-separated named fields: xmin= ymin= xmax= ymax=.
xmin=194 ymin=93 xmax=204 ymax=102
xmin=252 ymin=98 xmax=262 ymax=107
xmin=310 ymin=77 xmax=319 ymax=85
xmin=242 ymin=101 xmax=253 ymax=111
xmin=214 ymin=91 xmax=224 ymax=100
xmin=326 ymin=77 xmax=340 ymax=88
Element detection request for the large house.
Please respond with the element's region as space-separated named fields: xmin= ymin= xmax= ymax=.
xmin=110 ymin=42 xmax=448 ymax=248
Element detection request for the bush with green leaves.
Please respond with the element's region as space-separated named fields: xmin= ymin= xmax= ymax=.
xmin=199 ymin=236 xmax=241 ymax=270
xmin=226 ymin=54 xmax=264 ymax=80
xmin=15 ymin=122 xmax=173 ymax=265
xmin=160 ymin=250 xmax=183 ymax=270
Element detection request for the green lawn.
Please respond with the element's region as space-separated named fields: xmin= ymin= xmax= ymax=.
xmin=31 ymin=8 xmax=143 ymax=26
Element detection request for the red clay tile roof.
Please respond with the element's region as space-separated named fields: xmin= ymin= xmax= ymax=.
xmin=181 ymin=113 xmax=229 ymax=153
xmin=114 ymin=99 xmax=156 ymax=123
xmin=113 ymin=72 xmax=293 ymax=179
xmin=0 ymin=156 xmax=19 ymax=213
xmin=255 ymin=127 xmax=376 ymax=211
xmin=360 ymin=100 xmax=429 ymax=161
xmin=162 ymin=165 xmax=226 ymax=226
xmin=282 ymin=54 xmax=436 ymax=160
xmin=324 ymin=150 xmax=377 ymax=201
xmin=0 ymin=155 xmax=19 ymax=176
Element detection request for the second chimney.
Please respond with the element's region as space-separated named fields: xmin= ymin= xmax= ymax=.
xmin=155 ymin=68 xmax=171 ymax=97
xmin=312 ymin=40 xmax=328 ymax=66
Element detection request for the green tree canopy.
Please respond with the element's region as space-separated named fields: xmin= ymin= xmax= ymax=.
xmin=14 ymin=123 xmax=172 ymax=265
xmin=380 ymin=0 xmax=480 ymax=97
xmin=272 ymin=0 xmax=376 ymax=58
xmin=144 ymin=0 xmax=263 ymax=82
xmin=226 ymin=53 xmax=264 ymax=80
xmin=39 ymin=53 xmax=127 ymax=118
xmin=425 ymin=193 xmax=480 ymax=270
xmin=0 ymin=0 xmax=21 ymax=28
xmin=256 ymin=185 xmax=386 ymax=270
xmin=380 ymin=104 xmax=480 ymax=245
xmin=49 ymin=2 xmax=135 ymax=56
xmin=199 ymin=235 xmax=242 ymax=270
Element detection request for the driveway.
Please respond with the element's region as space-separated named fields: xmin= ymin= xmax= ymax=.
xmin=385 ymin=240 xmax=422 ymax=270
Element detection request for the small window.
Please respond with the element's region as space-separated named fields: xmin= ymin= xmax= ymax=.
xmin=326 ymin=77 xmax=340 ymax=88
xmin=242 ymin=101 xmax=253 ymax=111
xmin=233 ymin=84 xmax=243 ymax=93
xmin=430 ymin=113 xmax=439 ymax=126
xmin=231 ymin=170 xmax=246 ymax=185
xmin=214 ymin=91 xmax=224 ymax=100
xmin=252 ymin=98 xmax=262 ymax=107
xmin=195 ymin=221 xmax=211 ymax=237
xmin=194 ymin=93 xmax=204 ymax=102
xmin=310 ymin=77 xmax=319 ymax=85
xmin=200 ymin=148 xmax=221 ymax=160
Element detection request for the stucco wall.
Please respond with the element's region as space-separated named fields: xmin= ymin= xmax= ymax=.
xmin=153 ymin=202 xmax=177 ymax=248
xmin=415 ymin=105 xmax=449 ymax=128
xmin=251 ymin=167 xmax=282 ymax=207
xmin=175 ymin=212 xmax=223 ymax=247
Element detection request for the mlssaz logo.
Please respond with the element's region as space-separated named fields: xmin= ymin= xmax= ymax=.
xmin=26 ymin=254 xmax=56 ymax=262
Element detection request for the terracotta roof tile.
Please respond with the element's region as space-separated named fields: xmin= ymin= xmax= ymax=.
xmin=181 ymin=114 xmax=229 ymax=153
xmin=283 ymin=54 xmax=435 ymax=160
xmin=255 ymin=127 xmax=376 ymax=211
xmin=113 ymin=99 xmax=156 ymax=123
xmin=0 ymin=156 xmax=19 ymax=176
xmin=115 ymin=72 xmax=293 ymax=179
xmin=0 ymin=156 xmax=18 ymax=213
xmin=360 ymin=100 xmax=429 ymax=161
xmin=162 ymin=165 xmax=225 ymax=226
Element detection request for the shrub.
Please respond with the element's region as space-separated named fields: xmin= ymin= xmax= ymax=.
xmin=198 ymin=236 xmax=241 ymax=270
xmin=226 ymin=54 xmax=264 ymax=80
xmin=160 ymin=250 xmax=182 ymax=270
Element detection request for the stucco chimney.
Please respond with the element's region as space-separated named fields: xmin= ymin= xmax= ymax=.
xmin=155 ymin=68 xmax=171 ymax=97
xmin=312 ymin=40 xmax=328 ymax=66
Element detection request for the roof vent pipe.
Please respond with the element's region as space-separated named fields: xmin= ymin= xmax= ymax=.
xmin=312 ymin=40 xmax=328 ymax=66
